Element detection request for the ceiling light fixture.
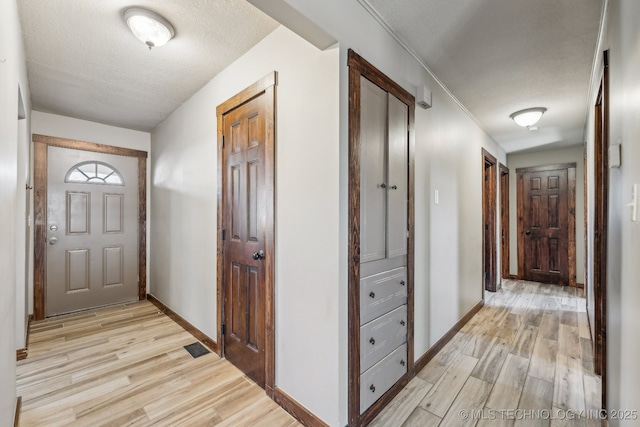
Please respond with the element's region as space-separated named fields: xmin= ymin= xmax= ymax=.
xmin=510 ymin=107 xmax=547 ymax=128
xmin=123 ymin=8 xmax=175 ymax=50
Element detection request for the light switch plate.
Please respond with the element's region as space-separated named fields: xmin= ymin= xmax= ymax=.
xmin=628 ymin=184 xmax=638 ymax=222
xmin=434 ymin=189 xmax=439 ymax=205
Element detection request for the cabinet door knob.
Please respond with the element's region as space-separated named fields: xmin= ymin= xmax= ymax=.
xmin=400 ymin=359 xmax=405 ymax=366
xmin=391 ymin=185 xmax=398 ymax=190
xmin=369 ymin=337 xmax=375 ymax=345
xmin=400 ymin=280 xmax=405 ymax=286
xmin=369 ymin=292 xmax=375 ymax=298
xmin=380 ymin=183 xmax=387 ymax=189
xmin=370 ymin=384 xmax=376 ymax=393
xmin=400 ymin=320 xmax=406 ymax=326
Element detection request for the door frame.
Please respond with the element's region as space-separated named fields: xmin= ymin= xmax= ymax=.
xmin=482 ymin=149 xmax=498 ymax=293
xmin=347 ymin=49 xmax=415 ymax=427
xmin=499 ymin=163 xmax=510 ymax=281
xmin=593 ymin=50 xmax=609 ymax=409
xmin=32 ymin=134 xmax=148 ymax=321
xmin=516 ymin=163 xmax=577 ymax=287
xmin=216 ymin=72 xmax=276 ymax=396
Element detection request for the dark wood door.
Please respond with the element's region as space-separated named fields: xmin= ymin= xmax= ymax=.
xmin=222 ymin=94 xmax=268 ymax=387
xmin=519 ymin=166 xmax=571 ymax=285
xmin=500 ymin=164 xmax=510 ymax=280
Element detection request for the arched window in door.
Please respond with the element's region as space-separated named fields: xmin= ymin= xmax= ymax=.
xmin=65 ymin=161 xmax=124 ymax=185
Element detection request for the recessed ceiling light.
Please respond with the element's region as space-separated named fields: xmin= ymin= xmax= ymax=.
xmin=510 ymin=107 xmax=547 ymax=128
xmin=123 ymin=8 xmax=175 ymax=50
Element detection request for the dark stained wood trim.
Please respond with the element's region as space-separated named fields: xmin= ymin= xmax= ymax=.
xmin=347 ymin=61 xmax=362 ymax=427
xmin=414 ymin=300 xmax=484 ymax=373
xmin=32 ymin=134 xmax=147 ymax=158
xmin=14 ymin=396 xmax=21 ymax=427
xmin=576 ymin=283 xmax=584 ymax=289
xmin=146 ymin=294 xmax=218 ymax=353
xmin=508 ymin=274 xmax=519 ymax=280
xmin=482 ymin=149 xmax=498 ymax=294
xmin=273 ymin=387 xmax=329 ymax=427
xmin=33 ymin=141 xmax=47 ymax=320
xmin=568 ymin=166 xmax=577 ymax=287
xmin=138 ymin=157 xmax=147 ymax=300
xmin=499 ymin=164 xmax=510 ymax=281
xmin=216 ymin=71 xmax=277 ymax=397
xmin=348 ymin=48 xmax=416 ymax=427
xmin=32 ymin=136 xmax=148 ymax=320
xmin=16 ymin=315 xmax=32 ymax=361
xmin=593 ymin=50 xmax=609 ymax=410
xmin=515 ymin=163 xmax=576 ymax=174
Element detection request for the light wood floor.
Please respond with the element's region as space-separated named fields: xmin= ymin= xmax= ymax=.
xmin=17 ymin=301 xmax=299 ymax=427
xmin=371 ymin=279 xmax=602 ymax=427
xmin=18 ymin=280 xmax=600 ymax=427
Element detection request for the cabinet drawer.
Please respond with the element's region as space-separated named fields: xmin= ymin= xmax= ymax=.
xmin=360 ymin=343 xmax=407 ymax=414
xmin=360 ymin=267 xmax=407 ymax=325
xmin=360 ymin=305 xmax=407 ymax=373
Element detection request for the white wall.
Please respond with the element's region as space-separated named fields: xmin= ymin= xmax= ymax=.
xmin=150 ymin=26 xmax=340 ymax=425
xmin=30 ymin=111 xmax=152 ymax=313
xmin=0 ymin=0 xmax=31 ymax=423
xmin=261 ymin=3 xmax=505 ymax=424
xmin=507 ymin=146 xmax=586 ymax=283
xmin=584 ymin=1 xmax=640 ymax=423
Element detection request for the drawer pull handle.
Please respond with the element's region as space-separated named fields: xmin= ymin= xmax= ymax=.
xmin=370 ymin=384 xmax=376 ymax=393
xmin=400 ymin=359 xmax=406 ymax=366
xmin=400 ymin=320 xmax=406 ymax=326
xmin=369 ymin=337 xmax=375 ymax=345
xmin=400 ymin=280 xmax=405 ymax=286
xmin=369 ymin=292 xmax=375 ymax=298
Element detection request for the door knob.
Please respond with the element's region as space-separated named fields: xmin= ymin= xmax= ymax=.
xmin=49 ymin=237 xmax=58 ymax=245
xmin=369 ymin=337 xmax=375 ymax=345
xmin=380 ymin=183 xmax=387 ymax=189
xmin=252 ymin=250 xmax=265 ymax=260
xmin=525 ymin=230 xmax=531 ymax=235
xmin=49 ymin=225 xmax=58 ymax=231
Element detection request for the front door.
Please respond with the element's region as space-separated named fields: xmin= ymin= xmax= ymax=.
xmin=518 ymin=164 xmax=574 ymax=285
xmin=46 ymin=146 xmax=138 ymax=316
xmin=221 ymin=93 xmax=270 ymax=387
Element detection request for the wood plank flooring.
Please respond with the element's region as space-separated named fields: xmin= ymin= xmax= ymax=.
xmin=18 ymin=279 xmax=600 ymax=426
xmin=17 ymin=301 xmax=299 ymax=427
xmin=373 ymin=280 xmax=602 ymax=427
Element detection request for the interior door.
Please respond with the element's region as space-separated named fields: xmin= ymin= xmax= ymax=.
xmin=520 ymin=166 xmax=570 ymax=285
xmin=222 ymin=94 xmax=268 ymax=388
xmin=46 ymin=146 xmax=138 ymax=316
xmin=482 ymin=150 xmax=498 ymax=292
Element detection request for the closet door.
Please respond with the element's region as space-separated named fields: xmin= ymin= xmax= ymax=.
xmin=386 ymin=94 xmax=408 ymax=259
xmin=360 ymin=77 xmax=387 ymax=263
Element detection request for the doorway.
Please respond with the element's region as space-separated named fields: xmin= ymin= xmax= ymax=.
xmin=216 ymin=72 xmax=276 ymax=392
xmin=482 ymin=149 xmax=498 ymax=292
xmin=516 ymin=163 xmax=577 ymax=286
xmin=499 ymin=164 xmax=510 ymax=281
xmin=33 ymin=135 xmax=147 ymax=320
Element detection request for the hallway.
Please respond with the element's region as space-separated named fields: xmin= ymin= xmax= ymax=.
xmin=16 ymin=280 xmax=599 ymax=426
xmin=371 ymin=280 xmax=600 ymax=427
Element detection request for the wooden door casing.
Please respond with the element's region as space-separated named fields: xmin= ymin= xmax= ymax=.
xmin=216 ymin=72 xmax=276 ymax=395
xmin=517 ymin=163 xmax=577 ymax=286
xmin=499 ymin=164 xmax=510 ymax=280
xmin=482 ymin=149 xmax=498 ymax=293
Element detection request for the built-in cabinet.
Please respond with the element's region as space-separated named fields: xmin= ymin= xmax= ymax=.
xmin=348 ymin=49 xmax=415 ymax=426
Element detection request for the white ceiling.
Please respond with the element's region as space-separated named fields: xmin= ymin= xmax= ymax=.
xmin=18 ymin=0 xmax=278 ymax=131
xmin=18 ymin=1 xmax=603 ymax=153
xmin=362 ymin=0 xmax=603 ymax=153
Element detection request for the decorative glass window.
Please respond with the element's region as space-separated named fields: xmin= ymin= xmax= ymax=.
xmin=65 ymin=161 xmax=124 ymax=185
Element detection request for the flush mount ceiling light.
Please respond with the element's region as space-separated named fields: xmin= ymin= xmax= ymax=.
xmin=123 ymin=8 xmax=175 ymax=50
xmin=510 ymin=107 xmax=547 ymax=128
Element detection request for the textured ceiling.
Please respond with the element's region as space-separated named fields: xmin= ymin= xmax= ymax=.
xmin=18 ymin=0 xmax=279 ymax=131
xmin=363 ymin=0 xmax=603 ymax=153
